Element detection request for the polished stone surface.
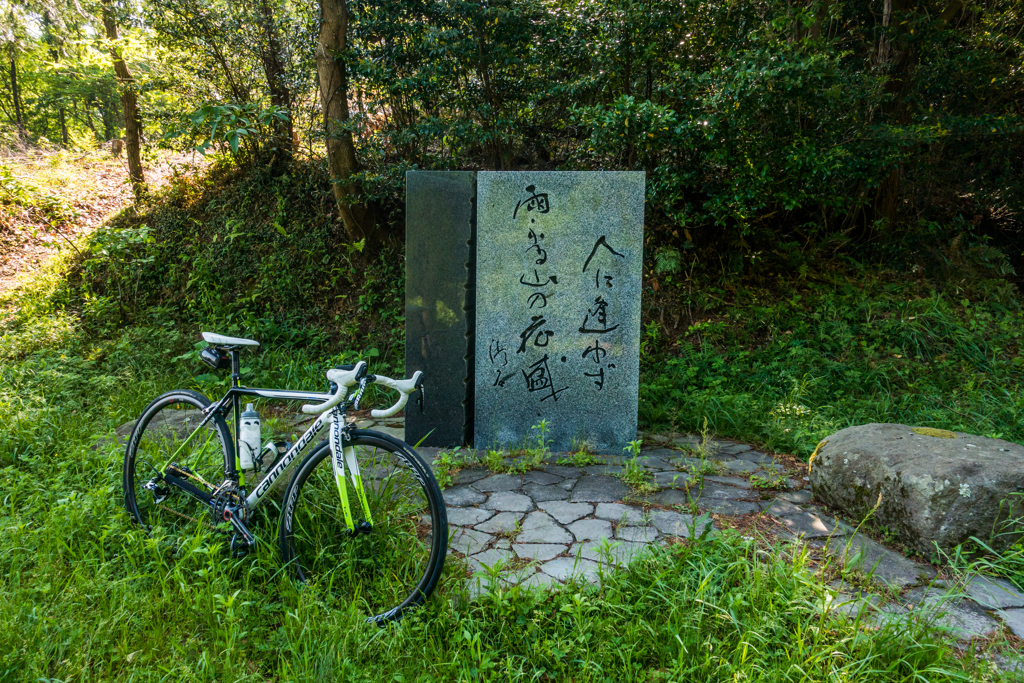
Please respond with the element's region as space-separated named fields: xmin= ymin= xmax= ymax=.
xmin=405 ymin=171 xmax=476 ymax=447
xmin=474 ymin=172 xmax=645 ymax=451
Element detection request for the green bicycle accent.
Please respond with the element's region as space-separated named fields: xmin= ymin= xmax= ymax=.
xmin=352 ymin=473 xmax=374 ymax=525
xmin=160 ymin=416 xmax=214 ymax=473
xmin=334 ymin=468 xmax=356 ymax=530
xmin=333 ymin=444 xmax=373 ymax=530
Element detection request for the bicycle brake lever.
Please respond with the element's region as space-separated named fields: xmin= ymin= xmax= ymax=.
xmin=352 ymin=377 xmax=370 ymax=412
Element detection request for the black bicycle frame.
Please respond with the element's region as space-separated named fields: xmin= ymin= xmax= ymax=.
xmin=198 ymin=346 xmax=332 ymax=482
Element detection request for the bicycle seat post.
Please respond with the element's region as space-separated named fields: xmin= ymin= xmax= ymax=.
xmin=227 ymin=346 xmax=242 ymax=387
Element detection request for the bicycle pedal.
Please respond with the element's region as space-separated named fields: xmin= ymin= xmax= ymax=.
xmin=229 ymin=533 xmax=251 ymax=558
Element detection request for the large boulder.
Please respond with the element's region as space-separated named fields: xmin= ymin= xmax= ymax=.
xmin=810 ymin=423 xmax=1024 ymax=555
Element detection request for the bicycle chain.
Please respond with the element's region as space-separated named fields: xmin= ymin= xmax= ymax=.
xmin=166 ymin=465 xmax=244 ymax=505
xmin=156 ymin=503 xmax=219 ymax=531
xmin=158 ymin=467 xmax=244 ymax=530
xmin=167 ymin=464 xmax=221 ymax=492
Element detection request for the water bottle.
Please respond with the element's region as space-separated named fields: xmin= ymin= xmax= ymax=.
xmin=238 ymin=404 xmax=261 ymax=471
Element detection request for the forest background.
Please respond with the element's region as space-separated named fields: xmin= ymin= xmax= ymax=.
xmin=2 ymin=0 xmax=1024 ymax=679
xmin=3 ymin=0 xmax=1024 ymax=456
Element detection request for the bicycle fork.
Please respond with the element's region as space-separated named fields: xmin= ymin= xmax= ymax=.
xmin=329 ymin=409 xmax=374 ymax=533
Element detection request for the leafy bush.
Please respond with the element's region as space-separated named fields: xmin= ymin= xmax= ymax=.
xmin=163 ymin=103 xmax=291 ymax=159
xmin=639 ymin=266 xmax=1024 ymax=456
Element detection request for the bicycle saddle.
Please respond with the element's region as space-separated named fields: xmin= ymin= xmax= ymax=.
xmin=201 ymin=332 xmax=260 ymax=347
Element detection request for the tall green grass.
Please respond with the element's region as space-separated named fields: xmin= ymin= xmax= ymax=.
xmin=0 ymin=253 xmax=1011 ymax=683
xmin=640 ymin=272 xmax=1024 ymax=456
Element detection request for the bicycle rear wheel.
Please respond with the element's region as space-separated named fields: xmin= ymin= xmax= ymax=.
xmin=279 ymin=429 xmax=448 ymax=624
xmin=123 ymin=390 xmax=232 ymax=540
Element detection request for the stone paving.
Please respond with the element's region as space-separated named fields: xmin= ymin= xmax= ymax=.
xmin=360 ymin=418 xmax=1024 ymax=651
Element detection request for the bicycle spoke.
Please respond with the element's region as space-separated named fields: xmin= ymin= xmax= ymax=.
xmin=282 ymin=434 xmax=446 ymax=623
xmin=124 ymin=393 xmax=230 ymax=546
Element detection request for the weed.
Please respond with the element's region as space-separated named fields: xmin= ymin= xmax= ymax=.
xmin=559 ymin=438 xmax=599 ymax=467
xmin=750 ymin=470 xmax=785 ymax=489
xmin=480 ymin=419 xmax=552 ymax=474
xmin=481 ymin=447 xmax=505 ymax=472
xmin=432 ymin=446 xmax=471 ymax=489
xmin=619 ymin=439 xmax=656 ymax=495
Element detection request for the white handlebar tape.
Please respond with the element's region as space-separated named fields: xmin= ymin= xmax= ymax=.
xmin=301 ymin=361 xmax=368 ymax=414
xmin=370 ymin=370 xmax=422 ymax=419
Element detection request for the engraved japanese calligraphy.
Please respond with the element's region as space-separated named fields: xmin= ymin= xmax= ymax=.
xmin=475 ymin=171 xmax=645 ymax=451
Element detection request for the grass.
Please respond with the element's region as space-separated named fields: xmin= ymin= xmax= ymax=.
xmin=2 ymin=258 xmax=1017 ymax=682
xmin=3 ymin=156 xmax=1024 ymax=680
xmin=557 ymin=439 xmax=601 ymax=467
xmin=640 ymin=267 xmax=1024 ymax=457
xmin=475 ymin=420 xmax=554 ymax=475
xmin=940 ymin=493 xmax=1024 ymax=593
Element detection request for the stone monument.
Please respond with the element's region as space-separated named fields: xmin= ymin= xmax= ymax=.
xmin=473 ymin=172 xmax=645 ymax=452
xmin=404 ymin=172 xmax=475 ymax=447
xmin=405 ymin=171 xmax=645 ymax=452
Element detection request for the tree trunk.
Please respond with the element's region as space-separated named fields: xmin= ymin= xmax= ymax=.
xmin=808 ymin=0 xmax=834 ymax=40
xmin=873 ymin=0 xmax=912 ymax=228
xmin=257 ymin=0 xmax=293 ymax=152
xmin=43 ymin=12 xmax=69 ymax=147
xmin=10 ymin=56 xmax=24 ymax=135
xmin=317 ymin=0 xmax=373 ymax=245
xmin=59 ymin=108 xmax=68 ymax=146
xmin=102 ymin=1 xmax=147 ymax=201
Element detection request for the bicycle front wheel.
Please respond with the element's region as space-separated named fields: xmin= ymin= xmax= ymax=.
xmin=279 ymin=429 xmax=448 ymax=624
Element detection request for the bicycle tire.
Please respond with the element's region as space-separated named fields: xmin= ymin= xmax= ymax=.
xmin=123 ymin=390 xmax=233 ymax=539
xmin=279 ymin=429 xmax=448 ymax=624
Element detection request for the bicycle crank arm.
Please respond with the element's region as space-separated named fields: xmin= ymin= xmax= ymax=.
xmin=222 ymin=508 xmax=256 ymax=546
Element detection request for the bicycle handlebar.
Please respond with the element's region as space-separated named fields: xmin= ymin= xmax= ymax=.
xmin=370 ymin=371 xmax=422 ymax=418
xmin=301 ymin=362 xmax=368 ymax=414
xmin=300 ymin=363 xmax=423 ymax=419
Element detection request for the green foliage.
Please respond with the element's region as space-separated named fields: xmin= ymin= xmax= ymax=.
xmin=619 ymin=440 xmax=656 ymax=495
xmin=1 ymin=5 xmax=171 ymax=148
xmin=558 ymin=440 xmax=600 ymax=468
xmin=431 ymin=446 xmax=472 ymax=489
xmin=480 ymin=419 xmax=553 ymax=474
xmin=340 ymin=0 xmax=1023 ymax=253
xmin=750 ymin=470 xmax=786 ymax=490
xmin=35 ymin=158 xmax=406 ymax=365
xmin=639 ymin=266 xmax=1024 ymax=457
xmin=942 ymin=493 xmax=1024 ymax=592
xmin=0 ymin=299 xmax=991 ymax=679
xmin=164 ymin=103 xmax=290 ymax=158
xmin=0 ymin=162 xmax=77 ymax=227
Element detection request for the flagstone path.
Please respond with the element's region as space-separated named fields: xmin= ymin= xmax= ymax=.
xmin=362 ymin=417 xmax=1024 ymax=652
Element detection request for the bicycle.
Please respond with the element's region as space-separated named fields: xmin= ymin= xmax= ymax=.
xmin=122 ymin=332 xmax=448 ymax=623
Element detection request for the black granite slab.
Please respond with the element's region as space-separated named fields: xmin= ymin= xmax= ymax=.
xmin=404 ymin=171 xmax=476 ymax=447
